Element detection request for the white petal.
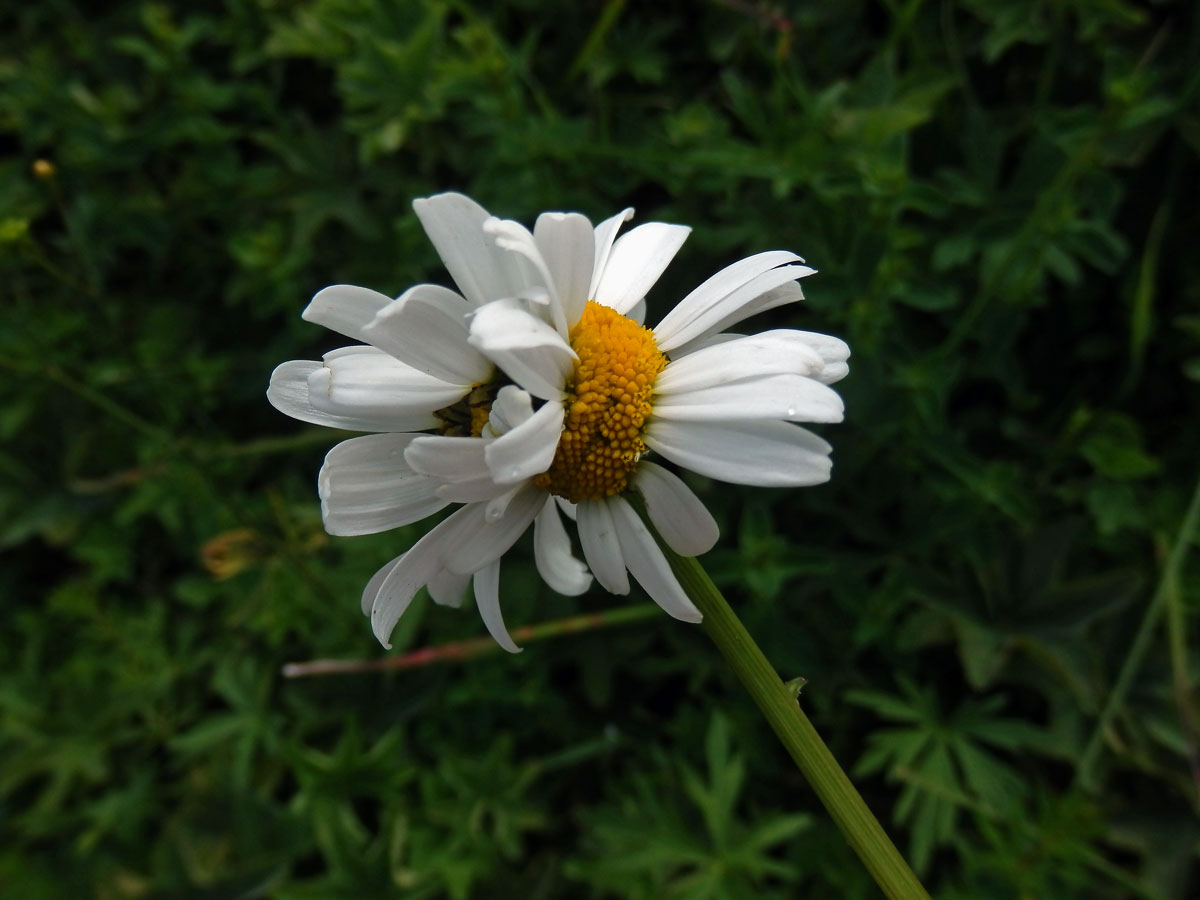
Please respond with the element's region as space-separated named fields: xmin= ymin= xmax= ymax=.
xmin=789 ymin=331 xmax=851 ymax=385
xmin=428 ymin=567 xmax=470 ymax=608
xmin=534 ymin=212 xmax=595 ymax=329
xmin=816 ymin=361 xmax=850 ymax=385
xmin=370 ymin=510 xmax=464 ymax=647
xmin=361 ymin=553 xmax=404 ymax=615
xmin=651 ymin=373 xmax=844 ymax=423
xmin=653 ymin=251 xmax=815 ymax=351
xmin=576 ymin=498 xmax=630 ymax=594
xmin=469 ymin=299 xmax=576 ymax=399
xmin=485 ymin=399 xmax=563 ymax=484
xmin=268 ymin=359 xmax=440 ymax=433
xmin=533 ymin=498 xmax=592 ymax=596
xmin=412 ymin=192 xmax=534 ymax=306
xmin=484 ymin=385 xmax=534 ymax=437
xmin=656 ymin=331 xmax=827 ymax=394
xmin=436 ymin=475 xmax=509 ymax=503
xmin=671 ymin=328 xmax=850 ymax=385
xmin=362 ymin=284 xmax=491 ymax=385
xmin=303 ymin=284 xmax=393 ymax=343
xmin=483 ymin=217 xmax=565 ymax=332
xmin=682 ymin=281 xmax=809 ymax=348
xmin=645 ymin=419 xmax=833 ymax=487
xmin=555 ymin=496 xmax=578 ymax=521
xmin=371 ymin=547 xmax=439 ymax=646
xmin=404 ymin=434 xmax=488 ymax=482
xmin=791 ymin=330 xmax=850 ymax=363
xmin=590 ymin=207 xmax=635 ymax=299
xmin=484 ymin=484 xmax=522 ymax=523
xmin=267 ymin=360 xmax=347 ymax=429
xmin=610 ymin=496 xmax=701 ymax=622
xmin=305 ymin=359 xmax=453 ymax=432
xmin=627 ymin=297 xmax=647 ymax=325
xmin=441 ymin=483 xmax=544 ymax=575
xmin=474 ymin=561 xmax=521 ymax=653
xmin=633 ymin=462 xmax=719 ymax=557
xmin=593 ymin=222 xmax=691 ymax=314
xmin=319 ymin=434 xmax=448 ymax=535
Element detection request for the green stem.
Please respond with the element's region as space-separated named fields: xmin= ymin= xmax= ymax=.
xmin=631 ymin=499 xmax=931 ymax=900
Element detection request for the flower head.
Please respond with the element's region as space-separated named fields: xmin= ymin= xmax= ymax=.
xmin=269 ymin=193 xmax=848 ymax=651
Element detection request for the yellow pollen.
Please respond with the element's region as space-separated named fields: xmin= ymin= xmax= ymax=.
xmin=469 ymin=402 xmax=491 ymax=437
xmin=435 ymin=384 xmax=497 ymax=437
xmin=534 ymin=301 xmax=667 ymax=503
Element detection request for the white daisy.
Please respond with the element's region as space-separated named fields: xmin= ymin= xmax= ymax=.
xmin=269 ymin=192 xmax=849 ymax=652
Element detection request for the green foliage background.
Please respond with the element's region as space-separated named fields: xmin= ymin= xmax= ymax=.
xmin=2 ymin=0 xmax=1199 ymax=897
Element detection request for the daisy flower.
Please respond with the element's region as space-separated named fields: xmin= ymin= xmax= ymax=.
xmin=269 ymin=193 xmax=848 ymax=651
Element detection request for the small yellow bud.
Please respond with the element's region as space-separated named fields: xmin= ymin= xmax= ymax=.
xmin=200 ymin=528 xmax=266 ymax=580
xmin=32 ymin=159 xmax=56 ymax=179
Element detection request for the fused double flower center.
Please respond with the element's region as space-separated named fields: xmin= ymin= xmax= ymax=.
xmin=434 ymin=383 xmax=497 ymax=437
xmin=434 ymin=301 xmax=667 ymax=502
xmin=535 ymin=300 xmax=666 ymax=503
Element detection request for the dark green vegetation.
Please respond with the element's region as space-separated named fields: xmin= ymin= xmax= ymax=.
xmin=3 ymin=0 xmax=1199 ymax=896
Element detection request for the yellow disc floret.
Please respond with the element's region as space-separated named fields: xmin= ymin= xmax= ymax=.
xmin=535 ymin=301 xmax=667 ymax=503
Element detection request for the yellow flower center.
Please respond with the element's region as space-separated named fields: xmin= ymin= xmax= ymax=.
xmin=534 ymin=301 xmax=667 ymax=503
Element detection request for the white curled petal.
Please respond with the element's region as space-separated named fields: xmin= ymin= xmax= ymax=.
xmin=412 ymin=192 xmax=535 ymax=305
xmin=268 ymin=360 xmax=352 ymax=429
xmin=474 ymin=561 xmax=521 ymax=653
xmin=785 ymin=330 xmax=852 ymax=385
xmin=319 ymin=434 xmax=448 ymax=535
xmin=817 ymin=361 xmax=849 ymax=384
xmin=633 ymin=462 xmax=719 ymax=557
xmin=555 ymin=497 xmax=578 ymax=521
xmin=533 ymin=498 xmax=592 ymax=596
xmin=309 ymin=346 xmax=465 ymax=430
xmin=361 ymin=553 xmax=404 ymax=615
xmin=362 ymin=284 xmax=491 ymax=384
xmin=404 ymin=435 xmax=488 ymax=482
xmin=534 ymin=211 xmax=595 ymax=330
xmin=651 ymin=374 xmax=844 ymax=424
xmin=371 ymin=548 xmax=438 ymax=647
xmin=303 ymin=284 xmax=394 ymax=343
xmin=269 ymin=360 xmax=437 ymax=433
xmin=657 ymin=331 xmax=827 ymax=394
xmin=653 ymin=251 xmax=815 ymax=351
xmin=610 ymin=497 xmax=701 ymax=623
xmin=442 ymin=483 xmax=544 ymax=575
xmin=593 ymin=222 xmax=691 ymax=314
xmin=484 ymin=218 xmax=554 ymax=287
xmin=484 ymin=385 xmax=535 ymax=437
xmin=590 ymin=207 xmax=635 ymax=299
xmin=485 ymin=399 xmax=564 ymax=484
xmin=645 ymin=419 xmax=833 ymax=487
xmin=428 ymin=567 xmax=470 ymax=608
xmin=370 ymin=509 xmax=470 ymax=647
xmin=576 ymin=499 xmax=630 ymax=595
xmin=483 ymin=217 xmax=563 ymax=329
xmin=791 ymin=330 xmax=851 ymax=363
xmin=469 ymin=300 xmax=576 ymax=399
